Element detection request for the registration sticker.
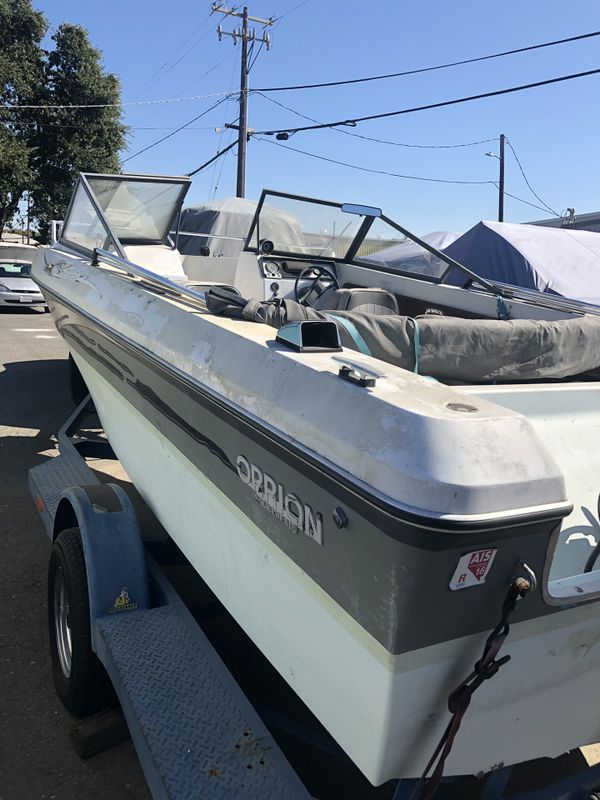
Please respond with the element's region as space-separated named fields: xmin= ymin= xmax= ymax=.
xmin=449 ymin=549 xmax=497 ymax=590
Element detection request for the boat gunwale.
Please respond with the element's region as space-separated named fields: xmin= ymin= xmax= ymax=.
xmin=37 ymin=275 xmax=573 ymax=535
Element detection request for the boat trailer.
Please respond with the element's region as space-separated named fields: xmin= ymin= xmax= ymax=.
xmin=28 ymin=399 xmax=600 ymax=800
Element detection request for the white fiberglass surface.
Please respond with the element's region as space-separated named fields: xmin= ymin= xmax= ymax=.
xmin=75 ymin=353 xmax=600 ymax=782
xmin=463 ymin=384 xmax=600 ymax=595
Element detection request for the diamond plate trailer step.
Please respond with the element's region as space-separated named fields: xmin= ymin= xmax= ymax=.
xmin=29 ymin=450 xmax=100 ymax=532
xmin=94 ymin=561 xmax=310 ymax=800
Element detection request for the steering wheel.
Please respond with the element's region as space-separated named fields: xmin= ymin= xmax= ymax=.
xmin=294 ymin=265 xmax=339 ymax=306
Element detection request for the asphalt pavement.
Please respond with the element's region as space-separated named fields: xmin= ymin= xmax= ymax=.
xmin=0 ymin=307 xmax=149 ymax=800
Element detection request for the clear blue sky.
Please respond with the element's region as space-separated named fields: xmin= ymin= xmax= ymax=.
xmin=38 ymin=0 xmax=600 ymax=234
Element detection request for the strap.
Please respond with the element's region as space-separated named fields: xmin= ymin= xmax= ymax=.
xmin=407 ymin=317 xmax=420 ymax=374
xmin=496 ymin=295 xmax=510 ymax=320
xmin=410 ymin=568 xmax=535 ymax=800
xmin=325 ymin=313 xmax=372 ymax=356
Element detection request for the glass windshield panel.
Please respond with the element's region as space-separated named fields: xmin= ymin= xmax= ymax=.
xmin=352 ymin=217 xmax=405 ymax=260
xmin=61 ymin=182 xmax=114 ymax=254
xmin=87 ymin=177 xmax=184 ymax=242
xmin=0 ymin=261 xmax=32 ymax=276
xmin=355 ymin=219 xmax=451 ymax=277
xmin=251 ymin=195 xmax=366 ymax=258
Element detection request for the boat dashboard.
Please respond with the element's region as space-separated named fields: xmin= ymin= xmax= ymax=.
xmin=258 ymin=255 xmax=337 ymax=300
xmin=260 ymin=255 xmax=336 ymax=279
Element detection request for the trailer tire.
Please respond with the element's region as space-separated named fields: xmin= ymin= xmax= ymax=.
xmin=68 ymin=354 xmax=88 ymax=406
xmin=48 ymin=527 xmax=113 ymax=717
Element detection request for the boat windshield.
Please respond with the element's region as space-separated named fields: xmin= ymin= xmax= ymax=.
xmin=0 ymin=261 xmax=31 ymax=277
xmin=245 ymin=191 xmax=405 ymax=261
xmin=60 ymin=173 xmax=190 ymax=256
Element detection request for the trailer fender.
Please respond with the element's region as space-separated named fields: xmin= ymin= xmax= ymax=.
xmin=53 ymin=484 xmax=151 ymax=650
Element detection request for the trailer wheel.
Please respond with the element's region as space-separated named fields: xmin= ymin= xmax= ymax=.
xmin=68 ymin=354 xmax=88 ymax=406
xmin=48 ymin=527 xmax=112 ymax=717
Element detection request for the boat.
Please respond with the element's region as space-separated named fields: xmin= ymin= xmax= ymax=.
xmin=0 ymin=242 xmax=46 ymax=309
xmin=33 ymin=172 xmax=600 ymax=787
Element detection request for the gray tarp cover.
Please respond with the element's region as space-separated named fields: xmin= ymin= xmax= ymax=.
xmin=178 ymin=197 xmax=304 ymax=257
xmin=360 ymin=231 xmax=460 ymax=276
xmin=207 ymin=290 xmax=600 ymax=381
xmin=443 ymin=221 xmax=600 ymax=305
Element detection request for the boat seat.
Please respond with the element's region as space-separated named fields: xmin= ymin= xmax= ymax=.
xmin=313 ymin=287 xmax=399 ymax=315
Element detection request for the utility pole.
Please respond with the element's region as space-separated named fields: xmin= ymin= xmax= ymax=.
xmin=485 ymin=133 xmax=505 ymax=222
xmin=498 ymin=133 xmax=505 ymax=223
xmin=213 ymin=3 xmax=273 ymax=198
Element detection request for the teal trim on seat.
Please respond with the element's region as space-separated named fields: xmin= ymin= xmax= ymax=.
xmin=325 ymin=314 xmax=372 ymax=356
xmin=408 ymin=317 xmax=420 ymax=374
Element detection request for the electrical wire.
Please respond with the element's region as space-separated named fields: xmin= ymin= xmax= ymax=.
xmin=256 ymin=92 xmax=497 ymax=149
xmin=254 ymin=29 xmax=600 ymax=93
xmin=2 ymin=90 xmax=235 ymax=111
xmin=494 ymin=185 xmax=558 ymax=215
xmin=122 ymin=95 xmax=231 ymax=163
xmin=131 ymin=11 xmax=214 ymax=99
xmin=209 ymin=54 xmax=240 ymax=198
xmin=248 ymin=40 xmax=265 ymax=72
xmin=212 ymin=130 xmax=236 ymax=198
xmin=271 ymin=0 xmax=312 ymax=25
xmin=506 ymin=139 xmax=560 ymax=217
xmin=174 ymin=51 xmax=237 ymax=97
xmin=186 ymin=139 xmax=239 ymax=176
xmin=10 ymin=121 xmax=216 ymax=131
xmin=255 ymin=67 xmax=600 ymax=136
xmin=129 ymin=51 xmax=237 ymax=128
xmin=256 ymin=136 xmax=561 ymax=218
xmin=255 ymin=136 xmax=494 ymax=185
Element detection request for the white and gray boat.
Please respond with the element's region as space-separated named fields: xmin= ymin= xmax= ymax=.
xmin=33 ymin=172 xmax=600 ymax=786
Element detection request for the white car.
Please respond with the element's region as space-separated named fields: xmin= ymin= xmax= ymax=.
xmin=0 ymin=243 xmax=47 ymax=310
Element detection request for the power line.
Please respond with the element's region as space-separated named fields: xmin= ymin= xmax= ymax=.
xmin=209 ymin=54 xmax=240 ymax=199
xmin=10 ymin=121 xmax=216 ymax=131
xmin=256 ymin=92 xmax=498 ymax=149
xmin=186 ymin=139 xmax=239 ymax=176
xmin=212 ymin=129 xmax=236 ymax=198
xmin=256 ymin=67 xmax=600 ymax=136
xmin=3 ymin=90 xmax=235 ymax=111
xmin=255 ymin=136 xmax=494 ymax=185
xmin=505 ymin=139 xmax=560 ymax=217
xmin=170 ymin=50 xmax=237 ymax=98
xmin=254 ymin=29 xmax=600 ymax=93
xmin=131 ymin=11 xmax=214 ymax=99
xmin=126 ymin=51 xmax=237 ymax=128
xmin=271 ymin=0 xmax=312 ymax=25
xmin=122 ymin=96 xmax=231 ymax=163
xmin=495 ymin=185 xmax=558 ymax=215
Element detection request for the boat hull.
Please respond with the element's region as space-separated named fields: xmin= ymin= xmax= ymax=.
xmin=33 ymin=253 xmax=600 ymax=783
xmin=75 ymin=348 xmax=600 ymax=783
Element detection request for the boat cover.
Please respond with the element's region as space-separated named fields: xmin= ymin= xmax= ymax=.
xmin=443 ymin=221 xmax=600 ymax=305
xmin=360 ymin=231 xmax=460 ymax=276
xmin=178 ymin=197 xmax=305 ymax=257
xmin=206 ymin=288 xmax=600 ymax=382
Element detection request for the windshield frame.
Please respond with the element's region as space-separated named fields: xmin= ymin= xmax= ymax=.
xmin=59 ymin=172 xmax=191 ymax=259
xmin=244 ymin=189 xmax=382 ymax=262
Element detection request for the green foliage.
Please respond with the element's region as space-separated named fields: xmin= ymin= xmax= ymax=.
xmin=0 ymin=2 xmax=126 ymax=241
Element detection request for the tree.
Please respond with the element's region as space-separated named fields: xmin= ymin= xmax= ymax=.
xmin=31 ymin=24 xmax=126 ymax=240
xmin=0 ymin=2 xmax=126 ymax=241
xmin=0 ymin=0 xmax=46 ymax=236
